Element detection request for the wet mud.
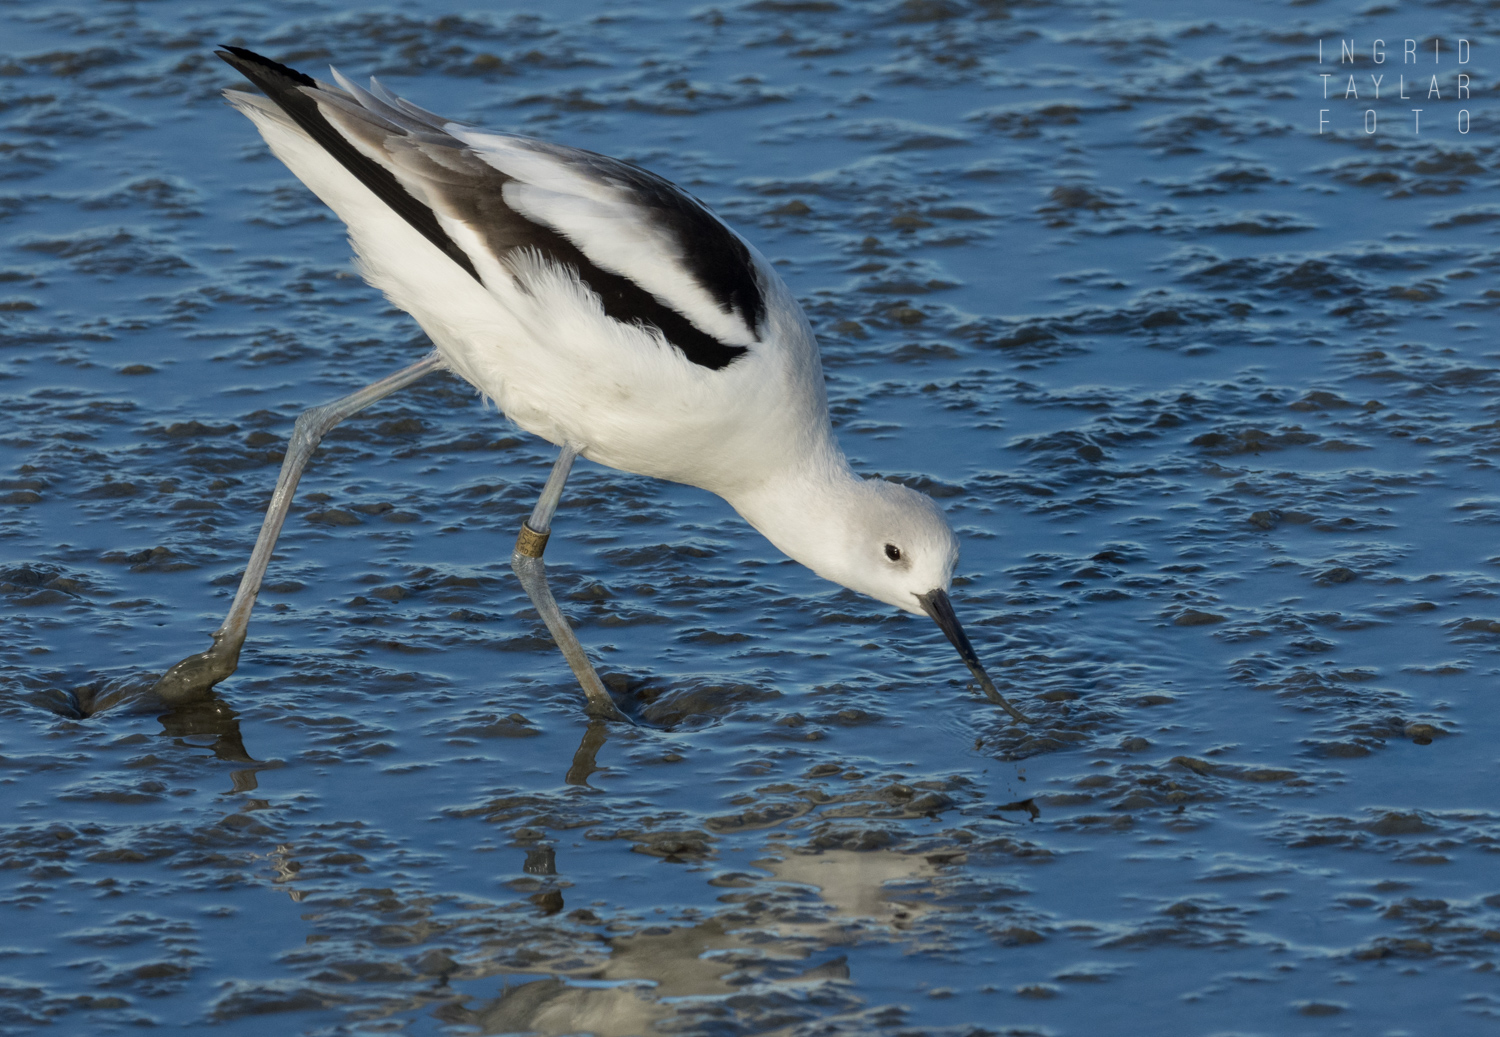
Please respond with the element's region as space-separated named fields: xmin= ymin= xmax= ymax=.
xmin=2 ymin=0 xmax=1499 ymax=1033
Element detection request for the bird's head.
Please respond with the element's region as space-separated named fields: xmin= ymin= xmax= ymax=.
xmin=761 ymin=475 xmax=1031 ymax=723
xmin=820 ymin=476 xmax=958 ymax=614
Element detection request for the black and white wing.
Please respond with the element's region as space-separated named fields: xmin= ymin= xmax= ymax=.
xmin=217 ymin=46 xmax=764 ymax=371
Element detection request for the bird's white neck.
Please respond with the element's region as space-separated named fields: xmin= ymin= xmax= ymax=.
xmin=721 ymin=441 xmax=865 ymax=585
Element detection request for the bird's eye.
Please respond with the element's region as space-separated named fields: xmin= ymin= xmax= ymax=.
xmin=884 ymin=543 xmax=902 ymax=562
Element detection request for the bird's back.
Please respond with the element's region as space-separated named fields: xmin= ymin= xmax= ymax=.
xmin=219 ymin=48 xmax=832 ymax=497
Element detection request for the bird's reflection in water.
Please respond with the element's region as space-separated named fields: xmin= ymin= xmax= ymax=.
xmin=447 ymin=976 xmax=666 ymax=1037
xmin=439 ymin=844 xmax=945 ymax=1035
xmin=764 ymin=849 xmax=943 ymax=932
xmin=156 ymin=694 xmax=265 ymax=792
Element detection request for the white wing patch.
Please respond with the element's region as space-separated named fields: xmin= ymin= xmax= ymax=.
xmin=451 ymin=128 xmax=757 ymax=347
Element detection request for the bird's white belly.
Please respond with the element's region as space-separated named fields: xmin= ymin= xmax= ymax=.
xmin=388 ymin=262 xmax=806 ymax=498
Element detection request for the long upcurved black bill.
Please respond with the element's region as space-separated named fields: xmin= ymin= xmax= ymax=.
xmin=918 ymin=588 xmax=1032 ymax=724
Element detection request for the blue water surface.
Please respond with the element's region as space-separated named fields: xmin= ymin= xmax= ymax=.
xmin=2 ymin=0 xmax=1498 ymax=1034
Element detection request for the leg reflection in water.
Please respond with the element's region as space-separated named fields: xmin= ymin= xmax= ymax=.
xmin=156 ymin=695 xmax=268 ymax=793
xmin=31 ymin=677 xmax=270 ymax=794
xmin=565 ymin=720 xmax=609 ymax=788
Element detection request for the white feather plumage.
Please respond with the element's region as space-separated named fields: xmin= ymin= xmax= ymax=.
xmin=224 ymin=73 xmax=960 ymax=618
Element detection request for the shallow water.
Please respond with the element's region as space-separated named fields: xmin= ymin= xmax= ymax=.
xmin=2 ymin=0 xmax=1498 ymax=1033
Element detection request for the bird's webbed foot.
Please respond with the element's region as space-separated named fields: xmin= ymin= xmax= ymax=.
xmin=150 ymin=633 xmax=243 ymax=706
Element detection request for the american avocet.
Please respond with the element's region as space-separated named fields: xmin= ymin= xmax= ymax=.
xmin=151 ymin=46 xmax=1031 ymax=725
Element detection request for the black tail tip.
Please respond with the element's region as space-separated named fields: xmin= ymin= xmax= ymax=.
xmin=216 ymin=45 xmax=315 ymax=88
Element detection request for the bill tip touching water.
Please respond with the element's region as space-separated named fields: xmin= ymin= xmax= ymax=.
xmin=150 ymin=45 xmax=1031 ymax=725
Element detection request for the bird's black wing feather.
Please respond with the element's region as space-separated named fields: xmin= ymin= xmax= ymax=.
xmin=218 ymin=46 xmax=758 ymax=370
xmin=218 ymin=46 xmax=479 ymax=282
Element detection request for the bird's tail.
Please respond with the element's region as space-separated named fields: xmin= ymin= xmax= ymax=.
xmin=217 ymin=46 xmax=481 ymax=281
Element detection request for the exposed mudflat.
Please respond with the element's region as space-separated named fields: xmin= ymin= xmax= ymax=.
xmin=2 ymin=0 xmax=1498 ymax=1033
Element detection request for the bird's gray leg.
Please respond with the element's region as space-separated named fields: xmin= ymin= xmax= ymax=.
xmin=511 ymin=445 xmax=628 ymax=722
xmin=152 ymin=352 xmax=445 ymax=705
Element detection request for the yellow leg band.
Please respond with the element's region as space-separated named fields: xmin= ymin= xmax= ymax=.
xmin=515 ymin=522 xmax=550 ymax=559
